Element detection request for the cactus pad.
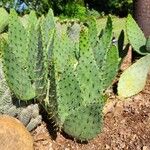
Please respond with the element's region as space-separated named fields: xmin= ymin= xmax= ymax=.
xmin=126 ymin=14 xmax=147 ymax=55
xmin=0 ymin=7 xmax=9 ymax=33
xmin=118 ymin=54 xmax=150 ymax=98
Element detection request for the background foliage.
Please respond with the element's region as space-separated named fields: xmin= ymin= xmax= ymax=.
xmin=0 ymin=0 xmax=133 ymax=17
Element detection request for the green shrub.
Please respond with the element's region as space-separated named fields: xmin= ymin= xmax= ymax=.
xmin=63 ymin=2 xmax=87 ymax=19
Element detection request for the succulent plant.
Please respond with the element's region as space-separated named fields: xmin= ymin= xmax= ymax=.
xmin=125 ymin=14 xmax=149 ymax=55
xmin=0 ymin=7 xmax=9 ymax=33
xmin=118 ymin=14 xmax=150 ymax=98
xmin=2 ymin=9 xmax=50 ymax=101
xmin=1 ymin=9 xmax=122 ymax=140
xmin=43 ymin=14 xmax=121 ymax=141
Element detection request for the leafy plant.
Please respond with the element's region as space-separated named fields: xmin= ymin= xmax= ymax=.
xmin=1 ymin=9 xmax=123 ymax=141
xmin=63 ymin=2 xmax=87 ymax=20
xmin=118 ymin=14 xmax=150 ymax=98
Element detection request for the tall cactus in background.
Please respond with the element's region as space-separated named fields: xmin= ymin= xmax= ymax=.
xmin=118 ymin=14 xmax=150 ymax=98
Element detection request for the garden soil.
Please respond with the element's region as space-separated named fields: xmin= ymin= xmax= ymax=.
xmin=32 ymin=72 xmax=150 ymax=149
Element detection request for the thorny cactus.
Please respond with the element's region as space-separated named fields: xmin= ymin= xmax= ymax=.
xmin=2 ymin=10 xmax=49 ymax=101
xmin=0 ymin=61 xmax=42 ymax=131
xmin=43 ymin=13 xmax=121 ymax=141
xmin=125 ymin=14 xmax=149 ymax=55
xmin=1 ymin=9 xmax=122 ymax=140
xmin=0 ymin=7 xmax=9 ymax=33
xmin=118 ymin=14 xmax=150 ymax=98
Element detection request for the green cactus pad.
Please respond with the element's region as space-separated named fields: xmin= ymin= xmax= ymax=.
xmin=76 ymin=27 xmax=102 ymax=102
xmin=49 ymin=27 xmax=82 ymax=125
xmin=3 ymin=10 xmax=36 ymax=100
xmin=118 ymin=54 xmax=150 ymax=98
xmin=19 ymin=14 xmax=29 ymax=29
xmin=61 ymin=27 xmax=106 ymax=141
xmin=56 ymin=67 xmax=82 ymax=124
xmin=85 ymin=17 xmax=98 ymax=49
xmin=0 ymin=7 xmax=9 ymax=33
xmin=63 ymin=100 xmax=104 ymax=141
xmin=67 ymin=22 xmax=81 ymax=43
xmin=41 ymin=9 xmax=55 ymax=51
xmin=100 ymin=45 xmax=120 ymax=91
xmin=93 ymin=16 xmax=113 ymax=70
xmin=126 ymin=14 xmax=147 ymax=55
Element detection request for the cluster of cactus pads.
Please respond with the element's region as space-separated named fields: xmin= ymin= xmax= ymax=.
xmin=0 ymin=9 xmax=122 ymax=141
xmin=118 ymin=15 xmax=150 ymax=98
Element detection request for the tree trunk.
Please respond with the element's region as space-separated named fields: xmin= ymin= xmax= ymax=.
xmin=133 ymin=0 xmax=150 ymax=37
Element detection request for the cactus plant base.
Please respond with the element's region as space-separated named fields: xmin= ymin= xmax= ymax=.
xmin=33 ymin=73 xmax=150 ymax=149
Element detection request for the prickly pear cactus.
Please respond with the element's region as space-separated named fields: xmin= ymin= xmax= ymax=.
xmin=2 ymin=10 xmax=50 ymax=101
xmin=118 ymin=55 xmax=150 ymax=98
xmin=118 ymin=15 xmax=150 ymax=98
xmin=0 ymin=7 xmax=9 ymax=33
xmin=126 ymin=14 xmax=148 ymax=55
xmin=0 ymin=61 xmax=42 ymax=131
xmin=87 ymin=16 xmax=119 ymax=91
xmin=1 ymin=8 xmax=121 ymax=140
xmin=44 ymin=16 xmax=120 ymax=141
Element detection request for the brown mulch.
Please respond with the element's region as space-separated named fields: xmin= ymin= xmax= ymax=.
xmin=32 ymin=72 xmax=150 ymax=150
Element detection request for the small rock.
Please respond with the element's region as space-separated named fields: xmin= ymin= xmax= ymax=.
xmin=143 ymin=146 xmax=150 ymax=150
xmin=105 ymin=144 xmax=110 ymax=149
xmin=0 ymin=115 xmax=33 ymax=150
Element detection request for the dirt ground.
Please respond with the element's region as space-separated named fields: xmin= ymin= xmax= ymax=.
xmin=32 ymin=71 xmax=150 ymax=150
